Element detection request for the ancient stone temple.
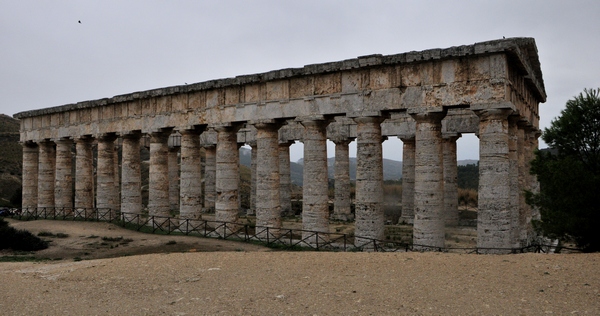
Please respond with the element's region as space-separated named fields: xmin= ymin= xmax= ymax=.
xmin=14 ymin=38 xmax=545 ymax=253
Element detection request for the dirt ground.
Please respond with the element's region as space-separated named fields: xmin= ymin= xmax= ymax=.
xmin=1 ymin=219 xmax=599 ymax=315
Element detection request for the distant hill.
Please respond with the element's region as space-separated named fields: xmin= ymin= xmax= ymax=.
xmin=0 ymin=114 xmax=22 ymax=207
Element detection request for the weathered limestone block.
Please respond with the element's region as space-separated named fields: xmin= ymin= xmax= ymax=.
xmin=75 ymin=137 xmax=94 ymax=212
xmin=332 ymin=138 xmax=353 ymax=221
xmin=179 ymin=129 xmax=202 ymax=220
xmin=169 ymin=147 xmax=180 ymax=213
xmin=443 ymin=134 xmax=460 ymax=226
xmin=410 ymin=109 xmax=446 ymax=249
xmin=54 ymin=138 xmax=73 ymax=212
xmin=399 ymin=137 xmax=415 ymax=224
xmin=121 ymin=133 xmax=142 ymax=220
xmin=215 ymin=126 xmax=241 ymax=225
xmin=203 ymin=144 xmax=216 ymax=213
xmin=476 ymin=108 xmax=514 ymax=253
xmin=37 ymin=140 xmax=56 ymax=210
xmin=97 ymin=134 xmax=118 ymax=217
xmin=301 ymin=119 xmax=330 ymax=243
xmin=254 ymin=122 xmax=282 ymax=237
xmin=22 ymin=142 xmax=39 ymax=210
xmin=279 ymin=141 xmax=293 ymax=217
xmin=148 ymin=130 xmax=172 ymax=222
xmin=353 ymin=116 xmax=385 ymax=247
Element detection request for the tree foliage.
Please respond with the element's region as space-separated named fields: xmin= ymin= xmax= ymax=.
xmin=527 ymin=88 xmax=600 ymax=252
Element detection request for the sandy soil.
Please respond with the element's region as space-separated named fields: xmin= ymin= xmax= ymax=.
xmin=1 ymin=219 xmax=599 ymax=315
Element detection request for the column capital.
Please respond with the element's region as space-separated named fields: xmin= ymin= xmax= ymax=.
xmin=97 ymin=133 xmax=118 ymax=142
xmin=149 ymin=130 xmax=172 ymax=143
xmin=330 ymin=137 xmax=353 ymax=146
xmin=399 ymin=136 xmax=415 ymax=143
xmin=474 ymin=108 xmax=514 ymax=121
xmin=299 ymin=118 xmax=332 ymax=129
xmin=442 ymin=132 xmax=461 ymax=142
xmin=278 ymin=140 xmax=295 ymax=148
xmin=351 ymin=115 xmax=385 ymax=125
xmin=54 ymin=137 xmax=73 ymax=145
xmin=120 ymin=131 xmax=142 ymax=139
xmin=408 ymin=107 xmax=447 ymax=124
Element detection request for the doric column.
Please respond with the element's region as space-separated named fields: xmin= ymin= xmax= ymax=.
xmin=409 ymin=109 xmax=447 ymax=249
xmin=331 ymin=138 xmax=353 ymax=221
xmin=399 ymin=137 xmax=415 ymax=224
xmin=169 ymin=146 xmax=180 ymax=213
xmin=475 ymin=108 xmax=514 ymax=253
xmin=516 ymin=121 xmax=529 ymax=246
xmin=254 ymin=122 xmax=283 ymax=236
xmin=443 ymin=133 xmax=460 ymax=226
xmin=37 ymin=140 xmax=56 ymax=210
xmin=203 ymin=144 xmax=216 ymax=213
xmin=121 ymin=132 xmax=142 ymax=220
xmin=22 ymin=142 xmax=39 ymax=210
xmin=300 ymin=119 xmax=330 ymax=243
xmin=75 ymin=137 xmax=94 ymax=212
xmin=97 ymin=134 xmax=118 ymax=217
xmin=113 ymin=141 xmax=121 ymax=212
xmin=148 ymin=130 xmax=172 ymax=220
xmin=215 ymin=125 xmax=241 ymax=224
xmin=179 ymin=129 xmax=202 ymax=220
xmin=279 ymin=141 xmax=294 ymax=217
xmin=54 ymin=138 xmax=73 ymax=213
xmin=247 ymin=140 xmax=257 ymax=216
xmin=353 ymin=116 xmax=385 ymax=246
xmin=508 ymin=116 xmax=520 ymax=247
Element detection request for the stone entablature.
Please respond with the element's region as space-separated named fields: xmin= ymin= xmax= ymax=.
xmin=15 ymin=38 xmax=544 ymax=142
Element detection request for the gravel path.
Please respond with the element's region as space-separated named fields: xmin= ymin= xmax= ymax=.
xmin=1 ymin=251 xmax=599 ymax=315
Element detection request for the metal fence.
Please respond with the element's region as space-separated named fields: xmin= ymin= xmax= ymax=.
xmin=2 ymin=207 xmax=578 ymax=254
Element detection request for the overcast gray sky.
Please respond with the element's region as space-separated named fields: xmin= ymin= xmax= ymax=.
xmin=1 ymin=0 xmax=599 ymax=162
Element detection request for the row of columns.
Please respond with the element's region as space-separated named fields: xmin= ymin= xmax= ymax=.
xmin=20 ymin=108 xmax=540 ymax=251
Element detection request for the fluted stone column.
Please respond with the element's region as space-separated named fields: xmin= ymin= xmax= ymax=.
xmin=97 ymin=134 xmax=118 ymax=218
xmin=22 ymin=142 xmax=39 ymax=210
xmin=54 ymin=138 xmax=73 ymax=213
xmin=215 ymin=126 xmax=241 ymax=225
xmin=37 ymin=140 xmax=56 ymax=211
xmin=353 ymin=116 xmax=385 ymax=246
xmin=179 ymin=129 xmax=202 ymax=221
xmin=301 ymin=119 xmax=330 ymax=243
xmin=203 ymin=144 xmax=216 ymax=213
xmin=113 ymin=142 xmax=121 ymax=212
xmin=399 ymin=137 xmax=415 ymax=224
xmin=516 ymin=122 xmax=529 ymax=246
xmin=279 ymin=141 xmax=293 ymax=217
xmin=169 ymin=146 xmax=180 ymax=213
xmin=247 ymin=141 xmax=257 ymax=216
xmin=254 ymin=122 xmax=282 ymax=237
xmin=121 ymin=133 xmax=142 ymax=220
xmin=148 ymin=130 xmax=172 ymax=222
xmin=476 ymin=108 xmax=514 ymax=253
xmin=332 ymin=138 xmax=353 ymax=221
xmin=410 ymin=109 xmax=447 ymax=249
xmin=75 ymin=137 xmax=94 ymax=214
xmin=443 ymin=134 xmax=460 ymax=226
xmin=508 ymin=116 xmax=520 ymax=247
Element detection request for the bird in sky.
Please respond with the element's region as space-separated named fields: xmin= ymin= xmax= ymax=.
xmin=78 ymin=20 xmax=81 ymax=24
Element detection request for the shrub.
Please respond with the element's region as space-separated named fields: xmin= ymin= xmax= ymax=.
xmin=0 ymin=218 xmax=49 ymax=251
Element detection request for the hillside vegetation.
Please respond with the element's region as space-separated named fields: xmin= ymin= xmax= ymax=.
xmin=0 ymin=114 xmax=22 ymax=207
